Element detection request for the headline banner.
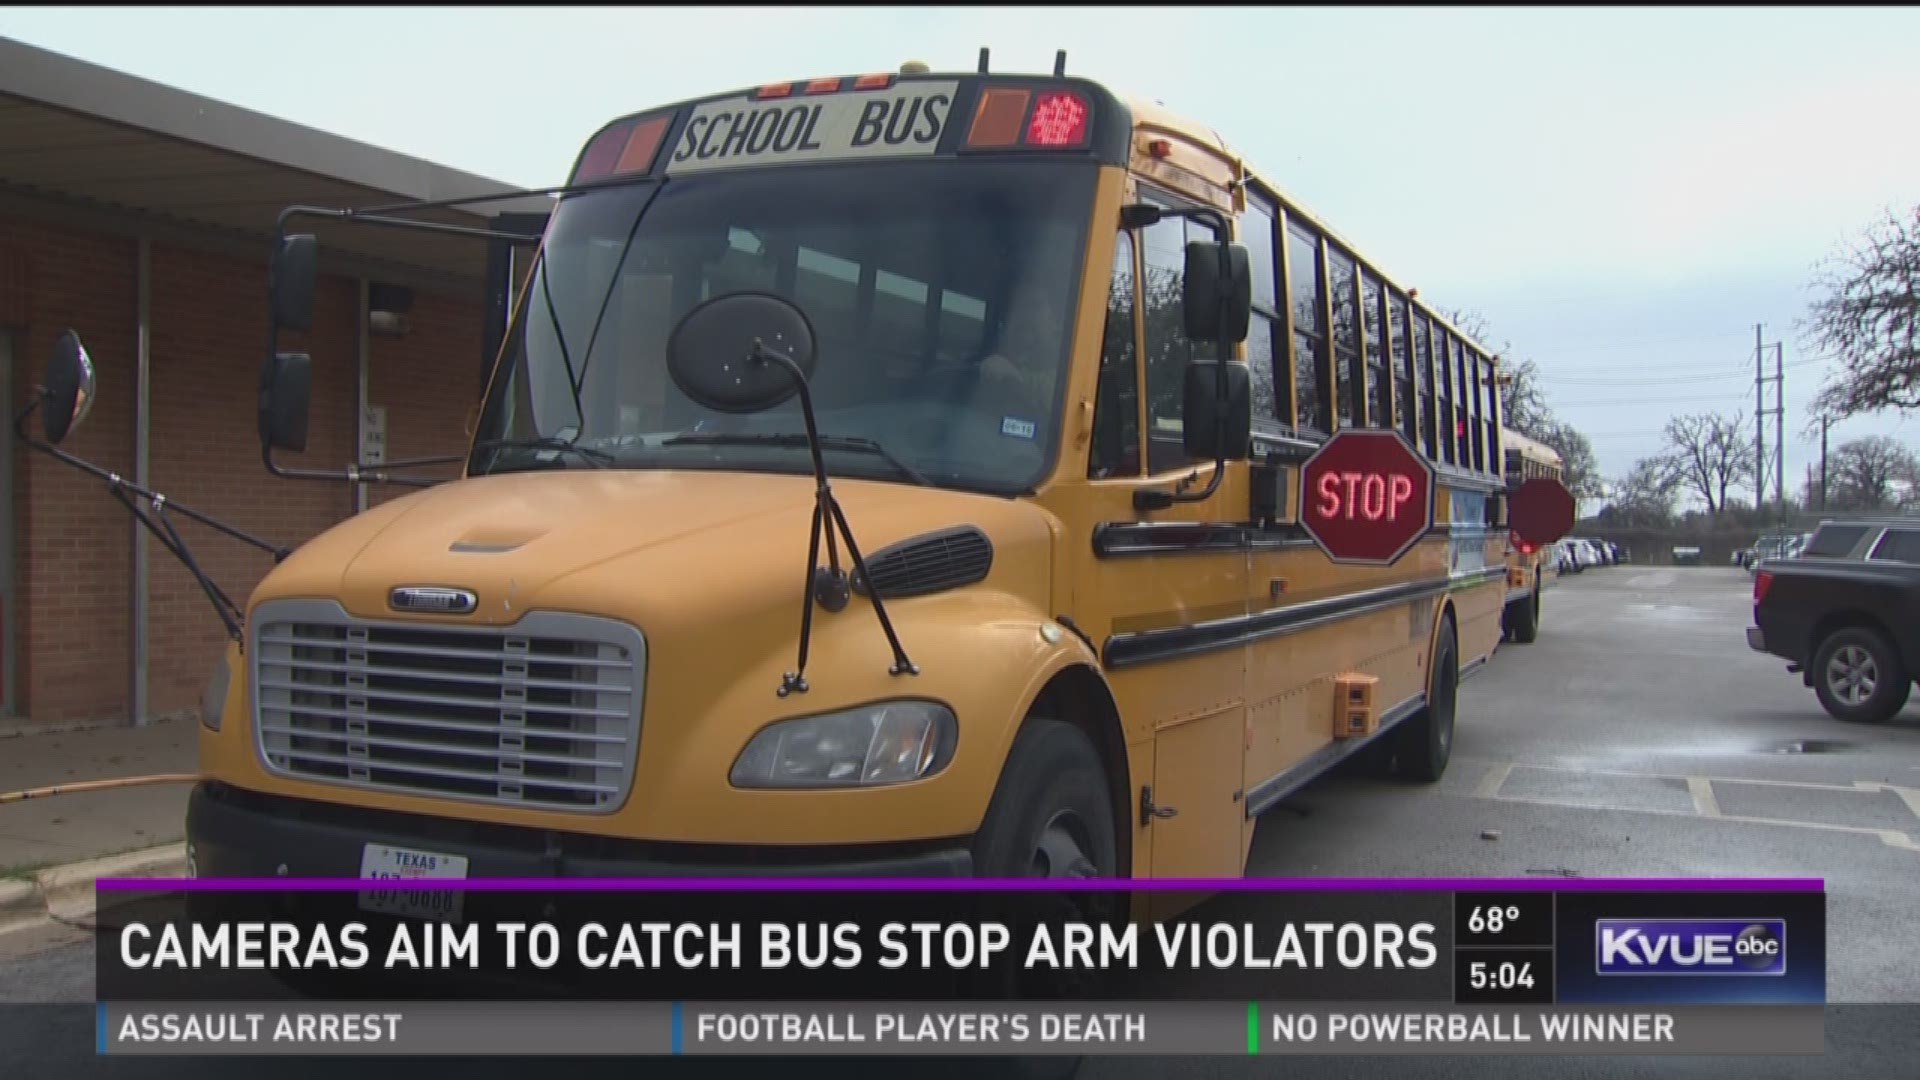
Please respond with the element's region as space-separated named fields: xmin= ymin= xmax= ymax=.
xmin=93 ymin=881 xmax=1825 ymax=1008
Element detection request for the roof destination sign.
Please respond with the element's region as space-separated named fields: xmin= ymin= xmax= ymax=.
xmin=666 ymin=81 xmax=959 ymax=175
xmin=1300 ymin=429 xmax=1437 ymax=566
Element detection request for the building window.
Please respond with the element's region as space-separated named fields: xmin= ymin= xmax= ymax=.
xmin=1240 ymin=193 xmax=1283 ymax=430
xmin=1328 ymin=247 xmax=1358 ymax=429
xmin=1361 ymin=271 xmax=1388 ymax=428
xmin=1390 ymin=291 xmax=1413 ymax=444
xmin=1088 ymin=231 xmax=1140 ymax=478
xmin=1286 ymin=222 xmax=1326 ymax=432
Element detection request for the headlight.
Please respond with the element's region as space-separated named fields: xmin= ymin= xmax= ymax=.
xmin=730 ymin=701 xmax=957 ymax=789
xmin=201 ymin=655 xmax=231 ymax=732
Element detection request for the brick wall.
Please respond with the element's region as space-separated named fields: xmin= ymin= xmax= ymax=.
xmin=2 ymin=213 xmax=483 ymax=724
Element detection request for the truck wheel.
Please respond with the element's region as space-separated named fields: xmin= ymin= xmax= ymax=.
xmin=1395 ymin=619 xmax=1458 ymax=781
xmin=972 ymin=720 xmax=1114 ymax=1080
xmin=1812 ymin=627 xmax=1910 ymax=724
xmin=1506 ymin=591 xmax=1540 ymax=644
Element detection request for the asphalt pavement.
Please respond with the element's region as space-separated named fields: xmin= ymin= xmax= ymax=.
xmin=4 ymin=565 xmax=1918 ymax=1076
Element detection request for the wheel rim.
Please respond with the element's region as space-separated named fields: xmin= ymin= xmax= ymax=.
xmin=1827 ymin=645 xmax=1878 ymax=706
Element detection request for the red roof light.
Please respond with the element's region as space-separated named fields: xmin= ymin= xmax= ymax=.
xmin=805 ymin=77 xmax=842 ymax=94
xmin=1026 ymin=90 xmax=1089 ymax=146
xmin=754 ymin=83 xmax=794 ymax=100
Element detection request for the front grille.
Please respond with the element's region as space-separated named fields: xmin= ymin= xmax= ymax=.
xmin=251 ymin=600 xmax=645 ymax=813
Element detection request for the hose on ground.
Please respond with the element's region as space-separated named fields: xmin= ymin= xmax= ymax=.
xmin=0 ymin=773 xmax=200 ymax=805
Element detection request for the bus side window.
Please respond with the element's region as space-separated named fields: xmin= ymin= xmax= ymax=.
xmin=1142 ymin=208 xmax=1206 ymax=476
xmin=1089 ymin=231 xmax=1141 ymax=479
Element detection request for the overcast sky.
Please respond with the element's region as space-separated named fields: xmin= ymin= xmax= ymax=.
xmin=6 ymin=6 xmax=1918 ymax=504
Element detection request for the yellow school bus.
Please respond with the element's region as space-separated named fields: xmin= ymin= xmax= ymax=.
xmin=30 ymin=59 xmax=1558 ymax=886
xmin=1500 ymin=428 xmax=1564 ymax=644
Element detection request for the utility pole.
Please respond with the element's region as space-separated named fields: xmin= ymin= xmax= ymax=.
xmin=1752 ymin=324 xmax=1784 ymax=521
xmin=1755 ymin=324 xmax=1765 ymax=514
xmin=1773 ymin=343 xmax=1785 ymax=511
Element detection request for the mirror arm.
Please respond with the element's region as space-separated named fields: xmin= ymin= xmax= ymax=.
xmin=748 ymin=340 xmax=919 ymax=697
xmin=110 ymin=485 xmax=245 ymax=642
xmin=261 ymin=443 xmax=451 ymax=489
xmin=276 ymin=205 xmax=544 ymax=246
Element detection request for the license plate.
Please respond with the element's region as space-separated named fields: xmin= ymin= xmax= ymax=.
xmin=357 ymin=843 xmax=468 ymax=922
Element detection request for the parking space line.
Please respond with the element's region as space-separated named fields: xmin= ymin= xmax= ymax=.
xmin=1481 ymin=793 xmax=1920 ymax=853
xmin=1463 ymin=758 xmax=1920 ymax=853
xmin=1479 ymin=761 xmax=1920 ymax=814
xmin=1688 ymin=777 xmax=1722 ymax=817
xmin=1472 ymin=762 xmax=1515 ymax=801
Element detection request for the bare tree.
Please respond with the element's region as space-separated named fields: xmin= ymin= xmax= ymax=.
xmin=1804 ymin=206 xmax=1920 ymax=421
xmin=1824 ymin=435 xmax=1920 ymax=511
xmin=1606 ymin=455 xmax=1681 ymax=525
xmin=1662 ymin=411 xmax=1751 ymax=514
xmin=1440 ymin=307 xmax=1590 ymax=494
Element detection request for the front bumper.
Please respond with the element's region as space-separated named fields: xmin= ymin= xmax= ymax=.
xmin=186 ymin=781 xmax=974 ymax=879
xmin=1746 ymin=626 xmax=1766 ymax=652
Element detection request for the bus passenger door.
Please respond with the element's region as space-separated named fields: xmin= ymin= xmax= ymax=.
xmin=1065 ymin=200 xmax=1250 ymax=881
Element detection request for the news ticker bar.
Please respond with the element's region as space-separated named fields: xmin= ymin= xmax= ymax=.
xmin=98 ymin=1001 xmax=1824 ymax=1056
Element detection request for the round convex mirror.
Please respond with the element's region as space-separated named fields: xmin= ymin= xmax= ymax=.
xmin=665 ymin=292 xmax=817 ymax=414
xmin=42 ymin=329 xmax=97 ymax=445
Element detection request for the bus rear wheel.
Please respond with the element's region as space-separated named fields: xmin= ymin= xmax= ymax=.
xmin=1395 ymin=618 xmax=1458 ymax=782
xmin=1506 ymin=590 xmax=1540 ymax=644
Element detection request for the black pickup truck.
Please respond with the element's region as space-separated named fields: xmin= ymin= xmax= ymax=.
xmin=1747 ymin=519 xmax=1920 ymax=723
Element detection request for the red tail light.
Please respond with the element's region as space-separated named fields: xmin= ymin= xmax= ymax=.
xmin=1026 ymin=90 xmax=1089 ymax=146
xmin=1754 ymin=570 xmax=1774 ymax=603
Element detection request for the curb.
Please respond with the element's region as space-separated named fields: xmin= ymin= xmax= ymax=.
xmin=0 ymin=878 xmax=39 ymax=926
xmin=0 ymin=841 xmax=188 ymax=930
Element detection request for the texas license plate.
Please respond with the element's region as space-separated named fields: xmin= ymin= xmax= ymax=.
xmin=357 ymin=843 xmax=468 ymax=922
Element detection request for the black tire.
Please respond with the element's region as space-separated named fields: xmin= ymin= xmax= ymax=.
xmin=1506 ymin=589 xmax=1540 ymax=644
xmin=1811 ymin=626 xmax=1911 ymax=724
xmin=972 ymin=720 xmax=1114 ymax=1080
xmin=1394 ymin=618 xmax=1458 ymax=782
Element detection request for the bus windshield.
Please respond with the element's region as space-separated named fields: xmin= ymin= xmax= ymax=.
xmin=474 ymin=159 xmax=1097 ymax=494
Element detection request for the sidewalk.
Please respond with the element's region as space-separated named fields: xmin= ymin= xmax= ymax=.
xmin=0 ymin=716 xmax=197 ymax=877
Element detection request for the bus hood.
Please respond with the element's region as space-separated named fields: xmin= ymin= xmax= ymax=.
xmin=254 ymin=469 xmax=1060 ymax=630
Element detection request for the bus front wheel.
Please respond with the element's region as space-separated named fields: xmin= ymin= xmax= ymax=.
xmin=972 ymin=719 xmax=1116 ymax=879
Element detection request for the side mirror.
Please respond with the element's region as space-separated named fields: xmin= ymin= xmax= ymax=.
xmin=1183 ymin=240 xmax=1251 ymax=344
xmin=1181 ymin=361 xmax=1251 ymax=461
xmin=258 ymin=352 xmax=312 ymax=453
xmin=42 ymin=329 xmax=97 ymax=445
xmin=270 ymin=234 xmax=318 ymax=332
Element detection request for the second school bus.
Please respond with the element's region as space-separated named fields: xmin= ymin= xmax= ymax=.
xmin=1501 ymin=428 xmax=1566 ymax=644
xmin=32 ymin=58 xmax=1569 ymax=886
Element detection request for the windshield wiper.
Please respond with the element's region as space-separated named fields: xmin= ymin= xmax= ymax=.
xmin=663 ymin=432 xmax=932 ymax=487
xmin=473 ymin=436 xmax=614 ymax=470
